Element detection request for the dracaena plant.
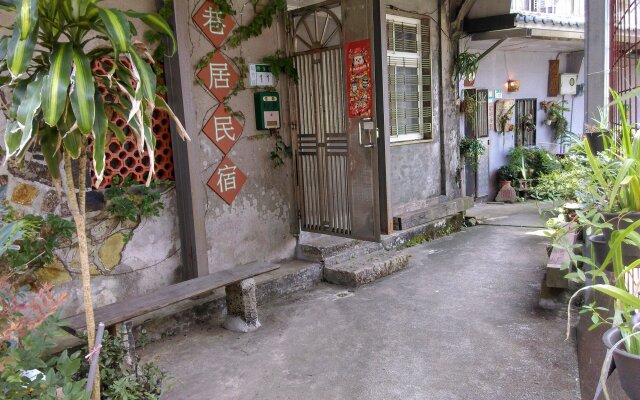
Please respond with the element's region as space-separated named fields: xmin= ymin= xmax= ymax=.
xmin=0 ymin=1 xmax=189 ymax=397
xmin=581 ymin=90 xmax=640 ymax=213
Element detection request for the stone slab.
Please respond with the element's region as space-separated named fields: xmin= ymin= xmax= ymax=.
xmin=323 ymin=252 xmax=409 ymax=287
xmin=392 ymin=196 xmax=473 ymax=231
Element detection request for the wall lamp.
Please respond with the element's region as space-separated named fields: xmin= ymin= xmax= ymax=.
xmin=507 ymin=79 xmax=520 ymax=92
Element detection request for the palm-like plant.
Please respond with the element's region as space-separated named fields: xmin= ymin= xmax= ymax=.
xmin=0 ymin=0 xmax=189 ymax=397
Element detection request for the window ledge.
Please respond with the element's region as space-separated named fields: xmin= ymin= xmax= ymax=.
xmin=390 ymin=138 xmax=434 ymax=146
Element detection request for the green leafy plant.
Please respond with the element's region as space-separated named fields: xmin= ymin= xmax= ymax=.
xmin=530 ymin=154 xmax=590 ymax=202
xmin=579 ymin=92 xmax=640 ymax=212
xmin=105 ymin=175 xmax=166 ymax=222
xmin=542 ymin=100 xmax=573 ymax=145
xmin=0 ymin=2 xmax=187 ymax=398
xmin=77 ymin=331 xmax=167 ymax=400
xmin=452 ymin=50 xmax=480 ymax=83
xmin=505 ymin=146 xmax=559 ymax=180
xmin=227 ymin=0 xmax=287 ymax=47
xmin=496 ymin=164 xmax=518 ymax=184
xmin=261 ymin=51 xmax=299 ymax=84
xmin=1 ymin=212 xmax=74 ymax=286
xmin=459 ymin=137 xmax=485 ymax=171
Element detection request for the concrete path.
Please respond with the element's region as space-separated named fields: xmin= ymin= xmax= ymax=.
xmin=145 ymin=203 xmax=579 ymax=400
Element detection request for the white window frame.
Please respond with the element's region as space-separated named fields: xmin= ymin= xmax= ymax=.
xmin=386 ymin=14 xmax=429 ymax=143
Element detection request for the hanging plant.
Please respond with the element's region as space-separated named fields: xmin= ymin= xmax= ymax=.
xmin=460 ymin=92 xmax=477 ymax=129
xmin=459 ymin=137 xmax=485 ymax=171
xmin=453 ymin=50 xmax=480 ymax=83
xmin=541 ymin=100 xmax=572 ymax=144
xmin=497 ymin=103 xmax=515 ymax=133
xmin=521 ymin=112 xmax=536 ymax=134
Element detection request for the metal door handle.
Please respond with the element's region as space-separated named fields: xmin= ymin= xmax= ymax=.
xmin=358 ymin=119 xmax=375 ymax=148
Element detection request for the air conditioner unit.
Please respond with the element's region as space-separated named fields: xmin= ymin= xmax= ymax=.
xmin=560 ymin=73 xmax=578 ymax=95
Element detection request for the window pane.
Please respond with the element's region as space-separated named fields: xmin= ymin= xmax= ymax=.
xmin=394 ymin=66 xmax=420 ymax=135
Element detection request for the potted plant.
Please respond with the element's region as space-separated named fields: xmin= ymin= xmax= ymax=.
xmin=453 ymin=50 xmax=480 ymax=85
xmin=496 ymin=165 xmax=517 ymax=188
xmin=578 ymin=92 xmax=640 ymax=264
xmin=459 ymin=137 xmax=485 ymax=171
xmin=561 ymin=92 xmax=640 ymax=399
xmin=0 ymin=2 xmax=188 ymax=398
xmin=567 ymin=226 xmax=640 ymax=399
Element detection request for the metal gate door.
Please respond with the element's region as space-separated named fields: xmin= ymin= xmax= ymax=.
xmin=288 ymin=0 xmax=381 ymax=241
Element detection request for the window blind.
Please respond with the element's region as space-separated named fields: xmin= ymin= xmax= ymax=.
xmin=387 ymin=17 xmax=432 ymax=141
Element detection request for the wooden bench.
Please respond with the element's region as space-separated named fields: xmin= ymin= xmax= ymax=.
xmin=62 ymin=262 xmax=279 ymax=336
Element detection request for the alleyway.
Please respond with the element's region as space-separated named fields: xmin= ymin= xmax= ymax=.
xmin=145 ymin=203 xmax=580 ymax=400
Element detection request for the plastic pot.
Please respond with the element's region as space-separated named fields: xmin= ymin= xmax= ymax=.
xmin=602 ymin=327 xmax=640 ymax=400
xmin=601 ymin=211 xmax=640 ymax=266
xmin=588 ymin=234 xmax=609 ymax=270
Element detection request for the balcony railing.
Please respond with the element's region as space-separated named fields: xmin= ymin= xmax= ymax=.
xmin=511 ymin=0 xmax=584 ymax=21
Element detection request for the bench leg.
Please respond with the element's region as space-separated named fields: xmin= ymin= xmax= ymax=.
xmin=222 ymin=278 xmax=261 ymax=333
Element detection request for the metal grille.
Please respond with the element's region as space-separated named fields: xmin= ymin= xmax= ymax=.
xmin=90 ymin=58 xmax=174 ymax=189
xmin=610 ymin=0 xmax=640 ymax=298
xmin=609 ymin=0 xmax=639 ymax=134
xmin=476 ymin=89 xmax=489 ymax=138
xmin=387 ymin=16 xmax=432 ymax=141
xmin=290 ymin=7 xmax=351 ymax=235
xmin=515 ymin=98 xmax=537 ymax=147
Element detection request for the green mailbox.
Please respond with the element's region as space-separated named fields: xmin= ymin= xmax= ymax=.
xmin=254 ymin=91 xmax=281 ymax=130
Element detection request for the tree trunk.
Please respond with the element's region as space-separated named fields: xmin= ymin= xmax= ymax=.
xmin=63 ymin=150 xmax=100 ymax=400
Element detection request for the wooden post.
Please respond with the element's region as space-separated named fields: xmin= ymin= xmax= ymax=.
xmin=160 ymin=0 xmax=210 ymax=279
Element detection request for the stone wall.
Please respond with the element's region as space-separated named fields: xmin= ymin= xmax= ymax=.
xmin=0 ymin=0 xmax=182 ymax=317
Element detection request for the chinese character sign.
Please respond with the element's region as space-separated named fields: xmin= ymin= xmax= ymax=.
xmin=202 ymin=105 xmax=243 ymax=154
xmin=207 ymin=156 xmax=247 ymax=205
xmin=196 ymin=51 xmax=239 ymax=102
xmin=346 ymin=39 xmax=373 ymax=118
xmin=192 ymin=1 xmax=236 ymax=48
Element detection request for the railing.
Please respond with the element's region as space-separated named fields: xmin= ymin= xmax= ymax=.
xmin=511 ymin=0 xmax=584 ymax=21
xmin=610 ymin=0 xmax=640 ymax=298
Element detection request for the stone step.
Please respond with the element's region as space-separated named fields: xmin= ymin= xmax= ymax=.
xmin=297 ymin=232 xmax=383 ymax=267
xmin=323 ymin=251 xmax=410 ymax=287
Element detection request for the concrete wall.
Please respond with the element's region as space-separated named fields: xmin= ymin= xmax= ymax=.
xmin=185 ymin=0 xmax=296 ymax=272
xmin=385 ymin=0 xmax=462 ymax=216
xmin=469 ymin=44 xmax=585 ymax=199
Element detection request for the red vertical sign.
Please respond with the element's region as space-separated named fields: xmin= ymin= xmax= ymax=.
xmin=345 ymin=39 xmax=373 ymax=118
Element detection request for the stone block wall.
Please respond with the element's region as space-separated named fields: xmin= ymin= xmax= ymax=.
xmin=0 ymin=0 xmax=182 ymax=318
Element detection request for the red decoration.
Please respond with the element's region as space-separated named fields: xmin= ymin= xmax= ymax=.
xmin=196 ymin=51 xmax=239 ymax=102
xmin=202 ymin=104 xmax=243 ymax=154
xmin=192 ymin=0 xmax=236 ymax=48
xmin=345 ymin=39 xmax=373 ymax=118
xmin=207 ymin=156 xmax=247 ymax=205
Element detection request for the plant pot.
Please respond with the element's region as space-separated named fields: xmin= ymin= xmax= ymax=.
xmin=602 ymin=327 xmax=640 ymax=399
xmin=588 ymin=234 xmax=610 ymax=270
xmin=601 ymin=211 xmax=640 ymax=265
xmin=499 ymin=180 xmax=512 ymax=188
xmin=464 ymin=78 xmax=475 ymax=87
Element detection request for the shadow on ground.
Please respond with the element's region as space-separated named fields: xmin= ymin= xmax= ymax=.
xmin=143 ymin=203 xmax=579 ymax=400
